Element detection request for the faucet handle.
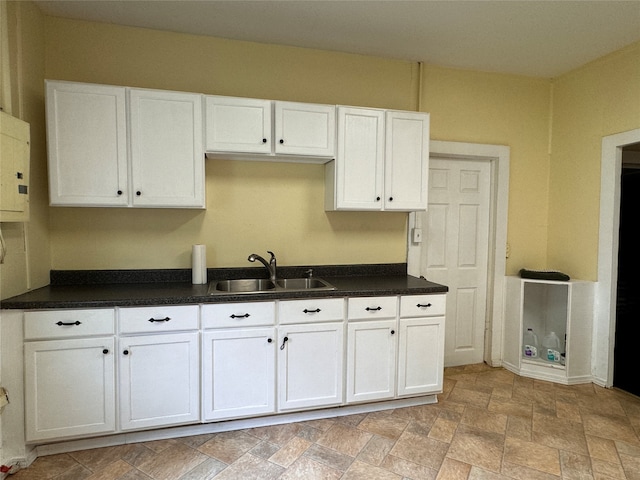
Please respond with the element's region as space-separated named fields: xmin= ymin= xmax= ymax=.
xmin=306 ymin=268 xmax=313 ymax=278
xmin=267 ymin=251 xmax=276 ymax=262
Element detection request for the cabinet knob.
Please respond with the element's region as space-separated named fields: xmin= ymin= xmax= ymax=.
xmin=123 ymin=349 xmax=129 ymax=355
xmin=391 ymin=330 xmax=395 ymax=335
xmin=279 ymin=139 xmax=284 ymax=144
xmin=136 ymin=191 xmax=141 ymax=196
xmin=376 ymin=196 xmax=381 ymax=201
xmin=262 ymin=138 xmax=267 ymax=143
xmin=267 ymin=338 xmax=273 ymax=343
xmin=103 ymin=348 xmax=109 ymax=354
xmin=117 ymin=190 xmax=123 ymax=196
xmin=389 ymin=197 xmax=393 ymax=201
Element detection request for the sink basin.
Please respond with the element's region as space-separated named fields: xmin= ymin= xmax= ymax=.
xmin=208 ymin=277 xmax=335 ymax=295
xmin=276 ymin=278 xmax=335 ymax=290
xmin=209 ymin=279 xmax=276 ymax=294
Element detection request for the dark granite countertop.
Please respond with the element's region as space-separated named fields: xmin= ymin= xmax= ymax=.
xmin=0 ymin=264 xmax=448 ymax=310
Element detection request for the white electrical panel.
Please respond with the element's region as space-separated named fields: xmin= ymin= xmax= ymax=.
xmin=0 ymin=110 xmax=30 ymax=222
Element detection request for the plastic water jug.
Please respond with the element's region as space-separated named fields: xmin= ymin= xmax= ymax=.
xmin=523 ymin=328 xmax=539 ymax=358
xmin=542 ymin=331 xmax=561 ymax=362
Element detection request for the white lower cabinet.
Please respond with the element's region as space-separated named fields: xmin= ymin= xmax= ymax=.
xmin=118 ymin=306 xmax=200 ymax=431
xmin=277 ymin=298 xmax=345 ymax=411
xmin=397 ymin=295 xmax=446 ymax=396
xmin=23 ymin=309 xmax=116 ymax=442
xmin=346 ymin=296 xmax=398 ymax=403
xmin=201 ymin=302 xmax=276 ymax=421
xmin=24 ymin=337 xmax=116 ymax=442
xmin=22 ymin=293 xmax=445 ymax=444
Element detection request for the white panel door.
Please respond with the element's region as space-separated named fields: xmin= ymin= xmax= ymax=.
xmin=129 ymin=89 xmax=204 ymax=208
xmin=24 ymin=337 xmax=116 ymax=441
xmin=277 ymin=323 xmax=344 ymax=411
xmin=202 ymin=328 xmax=276 ymax=421
xmin=346 ymin=320 xmax=397 ymax=403
xmin=119 ymin=332 xmax=200 ymax=430
xmin=46 ymin=81 xmax=128 ymax=206
xmin=422 ymin=158 xmax=491 ymax=366
xmin=274 ymin=101 xmax=336 ymax=157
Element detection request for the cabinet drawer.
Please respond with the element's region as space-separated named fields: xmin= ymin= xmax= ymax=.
xmin=24 ymin=309 xmax=115 ymax=340
xmin=119 ymin=305 xmax=198 ymax=334
xmin=202 ymin=302 xmax=275 ymax=328
xmin=279 ymin=298 xmax=344 ymax=324
xmin=400 ymin=295 xmax=446 ymax=318
xmin=348 ymin=296 xmax=398 ymax=320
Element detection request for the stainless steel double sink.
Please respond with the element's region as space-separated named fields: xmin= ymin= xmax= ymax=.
xmin=207 ymin=277 xmax=336 ymax=295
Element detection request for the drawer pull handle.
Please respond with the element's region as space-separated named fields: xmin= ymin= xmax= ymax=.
xmin=280 ymin=336 xmax=288 ymax=350
xmin=230 ymin=313 xmax=250 ymax=319
xmin=56 ymin=321 xmax=81 ymax=326
xmin=366 ymin=306 xmax=382 ymax=311
xmin=303 ymin=308 xmax=321 ymax=314
xmin=148 ymin=317 xmax=171 ymax=323
xmin=417 ymin=303 xmax=432 ymax=308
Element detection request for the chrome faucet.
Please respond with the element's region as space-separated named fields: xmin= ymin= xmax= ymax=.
xmin=248 ymin=251 xmax=277 ymax=282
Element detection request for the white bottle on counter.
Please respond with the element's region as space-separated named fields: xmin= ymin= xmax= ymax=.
xmin=523 ymin=328 xmax=539 ymax=358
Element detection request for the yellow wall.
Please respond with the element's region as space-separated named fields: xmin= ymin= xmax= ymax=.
xmin=0 ymin=1 xmax=49 ymax=300
xmin=43 ymin=16 xmax=554 ymax=272
xmin=549 ymin=42 xmax=640 ymax=280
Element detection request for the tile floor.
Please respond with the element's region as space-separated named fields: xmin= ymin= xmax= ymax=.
xmin=11 ymin=363 xmax=640 ymax=479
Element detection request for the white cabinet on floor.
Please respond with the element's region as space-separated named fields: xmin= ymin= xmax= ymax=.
xmin=205 ymin=95 xmax=335 ymax=161
xmin=46 ymin=80 xmax=204 ymax=208
xmin=277 ymin=298 xmax=345 ymax=411
xmin=23 ymin=309 xmax=116 ymax=442
xmin=118 ymin=305 xmax=200 ymax=431
xmin=201 ymin=302 xmax=276 ymax=421
xmin=397 ymin=295 xmax=445 ymax=396
xmin=503 ymin=276 xmax=594 ymax=385
xmin=325 ymin=107 xmax=430 ymax=211
xmin=346 ymin=296 xmax=398 ymax=403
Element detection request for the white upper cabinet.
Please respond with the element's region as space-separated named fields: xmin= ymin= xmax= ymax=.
xmin=326 ymin=106 xmax=430 ymax=212
xmin=205 ymin=96 xmax=336 ymax=162
xmin=128 ymin=88 xmax=204 ymax=208
xmin=274 ymin=101 xmax=336 ymax=157
xmin=47 ymin=81 xmax=129 ymax=207
xmin=384 ymin=111 xmax=430 ymax=211
xmin=46 ymin=81 xmax=205 ymax=208
xmin=204 ymin=96 xmax=272 ymax=154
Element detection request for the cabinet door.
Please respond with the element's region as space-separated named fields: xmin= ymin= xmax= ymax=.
xmin=274 ymin=102 xmax=335 ymax=157
xmin=332 ymin=107 xmax=384 ymax=210
xmin=278 ymin=323 xmax=344 ymax=411
xmin=205 ymin=96 xmax=272 ymax=154
xmin=202 ymin=328 xmax=276 ymax=421
xmin=24 ymin=337 xmax=116 ymax=442
xmin=46 ymin=81 xmax=128 ymax=206
xmin=346 ymin=320 xmax=397 ymax=403
xmin=397 ymin=316 xmax=444 ymax=396
xmin=129 ymin=89 xmax=204 ymax=208
xmin=119 ymin=332 xmax=199 ymax=430
xmin=384 ymin=111 xmax=429 ymax=211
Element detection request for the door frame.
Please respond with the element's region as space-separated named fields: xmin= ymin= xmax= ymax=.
xmin=595 ymin=128 xmax=640 ymax=387
xmin=408 ymin=140 xmax=510 ymax=367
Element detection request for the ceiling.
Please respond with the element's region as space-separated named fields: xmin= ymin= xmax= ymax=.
xmin=34 ymin=0 xmax=640 ymax=78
